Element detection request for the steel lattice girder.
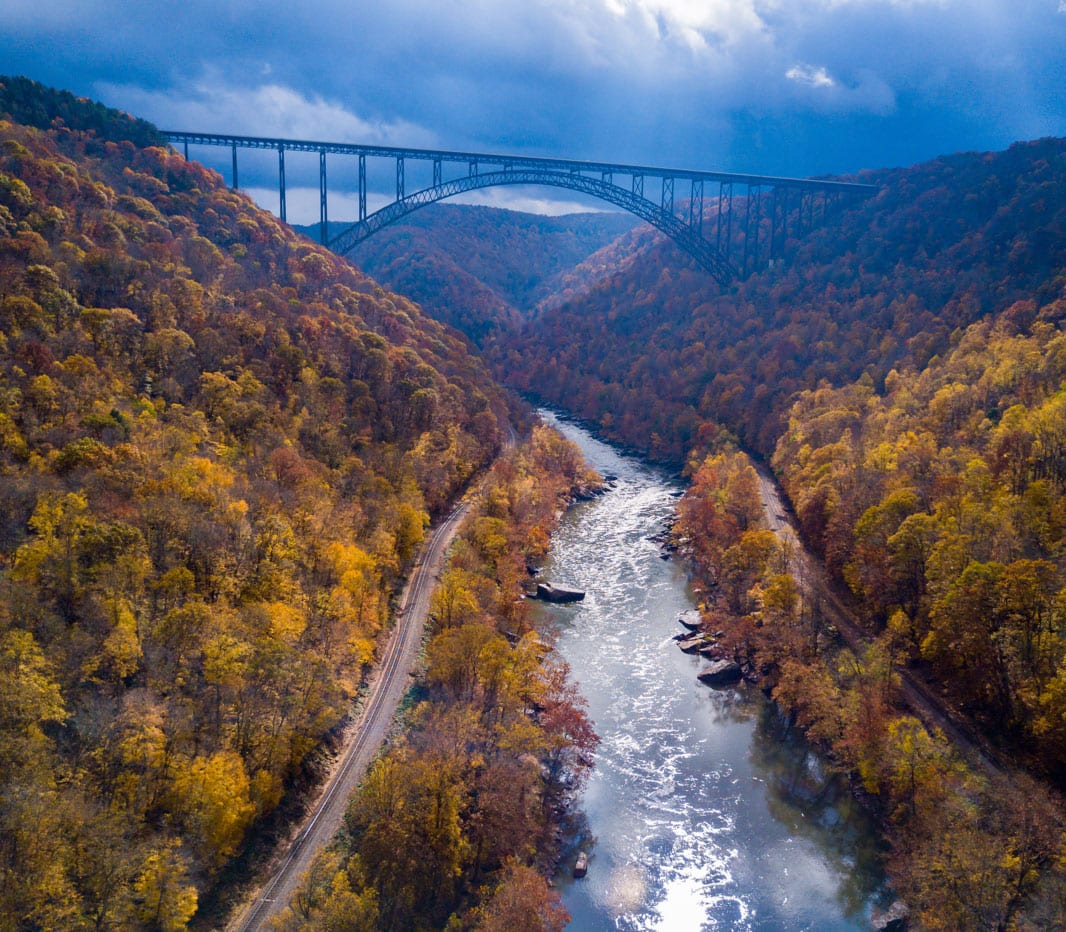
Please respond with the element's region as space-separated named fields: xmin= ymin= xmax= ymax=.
xmin=164 ymin=130 xmax=877 ymax=285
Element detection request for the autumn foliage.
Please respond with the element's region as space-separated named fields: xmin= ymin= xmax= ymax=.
xmin=773 ymin=307 xmax=1066 ymax=771
xmin=322 ymin=206 xmax=637 ymax=345
xmin=0 ymin=77 xmax=516 ymax=927
xmin=676 ymin=443 xmax=1066 ymax=927
xmin=275 ymin=427 xmax=598 ymax=930
xmin=496 ymin=137 xmax=1066 ymax=464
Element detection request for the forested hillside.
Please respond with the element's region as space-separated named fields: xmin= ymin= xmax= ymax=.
xmin=310 ymin=206 xmax=637 ymax=343
xmin=488 ymin=134 xmax=1066 ymax=772
xmin=0 ymin=77 xmax=517 ymax=928
xmin=498 ymin=137 xmax=1066 ymax=463
xmin=773 ymin=303 xmax=1066 ymax=770
xmin=667 ymin=298 xmax=1066 ymax=926
xmin=8 ymin=68 xmax=1066 ymax=928
xmin=277 ymin=426 xmax=600 ymax=931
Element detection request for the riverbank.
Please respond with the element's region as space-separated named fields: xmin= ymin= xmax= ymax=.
xmin=672 ymin=447 xmax=1066 ymax=928
xmin=271 ymin=425 xmax=601 ymax=930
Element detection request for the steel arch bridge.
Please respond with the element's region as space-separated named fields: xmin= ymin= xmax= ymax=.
xmin=164 ymin=131 xmax=877 ymax=286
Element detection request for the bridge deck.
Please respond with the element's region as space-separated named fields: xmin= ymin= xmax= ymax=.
xmin=162 ymin=131 xmax=877 ymax=195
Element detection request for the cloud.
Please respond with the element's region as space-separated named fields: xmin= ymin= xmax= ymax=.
xmin=785 ymin=64 xmax=835 ymax=88
xmin=449 ymin=187 xmax=612 ymax=216
xmin=603 ymin=0 xmax=767 ymax=49
xmin=2 ymin=0 xmax=1065 ymax=184
xmin=96 ymin=77 xmax=438 ymax=147
xmin=781 ymin=65 xmax=897 ymax=117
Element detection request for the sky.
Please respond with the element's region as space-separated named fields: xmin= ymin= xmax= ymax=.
xmin=3 ymin=0 xmax=1065 ymax=222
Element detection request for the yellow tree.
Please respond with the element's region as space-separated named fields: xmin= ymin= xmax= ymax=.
xmin=169 ymin=750 xmax=255 ymax=870
xmin=430 ymin=566 xmax=481 ymax=631
xmin=132 ymin=839 xmax=198 ymax=931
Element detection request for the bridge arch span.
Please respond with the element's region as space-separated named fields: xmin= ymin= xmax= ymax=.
xmin=162 ymin=131 xmax=879 ymax=285
xmin=327 ymin=169 xmax=737 ymax=284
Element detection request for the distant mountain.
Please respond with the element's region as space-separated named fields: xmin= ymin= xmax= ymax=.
xmin=301 ymin=205 xmax=638 ymax=342
xmin=496 ymin=137 xmax=1066 ymax=461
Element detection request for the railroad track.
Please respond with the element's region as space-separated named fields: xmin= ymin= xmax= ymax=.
xmin=229 ymin=496 xmax=473 ymax=930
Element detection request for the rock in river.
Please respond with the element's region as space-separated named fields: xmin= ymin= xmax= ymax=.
xmin=697 ymin=660 xmax=743 ymax=687
xmin=677 ymin=635 xmax=707 ymax=654
xmin=871 ymin=900 xmax=909 ymax=931
xmin=678 ymin=609 xmax=701 ymax=631
xmin=537 ymin=582 xmax=586 ymax=603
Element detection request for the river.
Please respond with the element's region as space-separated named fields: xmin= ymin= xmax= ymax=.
xmin=532 ymin=412 xmax=887 ymax=931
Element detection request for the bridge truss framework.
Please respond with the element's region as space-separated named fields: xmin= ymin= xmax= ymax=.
xmin=164 ymin=131 xmax=877 ymax=286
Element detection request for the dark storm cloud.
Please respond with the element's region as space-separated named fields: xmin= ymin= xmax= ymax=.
xmin=3 ymin=0 xmax=1064 ymax=211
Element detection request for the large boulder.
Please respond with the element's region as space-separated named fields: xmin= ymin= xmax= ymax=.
xmin=677 ymin=635 xmax=707 ymax=654
xmin=536 ymin=582 xmax=586 ymax=603
xmin=678 ymin=609 xmax=701 ymax=630
xmin=697 ymin=660 xmax=743 ymax=687
xmin=871 ymin=901 xmax=909 ymax=931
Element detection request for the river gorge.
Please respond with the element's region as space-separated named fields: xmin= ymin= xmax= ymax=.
xmin=532 ymin=413 xmax=887 ymax=931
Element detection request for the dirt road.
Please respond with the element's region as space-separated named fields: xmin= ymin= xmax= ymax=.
xmin=752 ymin=462 xmax=1003 ymax=777
xmin=229 ymin=497 xmax=472 ymax=931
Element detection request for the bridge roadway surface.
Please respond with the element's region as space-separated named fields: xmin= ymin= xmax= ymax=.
xmin=229 ymin=490 xmax=475 ymax=930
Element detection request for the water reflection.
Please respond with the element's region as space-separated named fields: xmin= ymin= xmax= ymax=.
xmin=536 ymin=411 xmax=886 ymax=931
xmin=748 ymin=704 xmax=887 ymax=922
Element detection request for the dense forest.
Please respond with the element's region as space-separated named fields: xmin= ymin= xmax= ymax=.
xmin=7 ymin=68 xmax=1066 ymax=929
xmin=496 ymin=137 xmax=1066 ymax=462
xmin=0 ymin=76 xmax=545 ymax=928
xmin=480 ymin=134 xmax=1066 ymax=775
xmin=462 ymin=136 xmax=1066 ymax=925
xmin=351 ymin=130 xmax=1066 ymax=924
xmin=277 ymin=426 xmax=601 ymax=931
xmin=307 ymin=207 xmax=636 ymax=344
xmin=674 ymin=446 xmax=1066 ymax=928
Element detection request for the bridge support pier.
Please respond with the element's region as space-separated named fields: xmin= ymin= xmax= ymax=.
xmin=278 ymin=145 xmax=286 ymax=223
xmin=359 ymin=155 xmax=367 ymax=222
xmin=319 ymin=149 xmax=328 ymax=244
xmin=689 ymin=180 xmax=704 ymax=235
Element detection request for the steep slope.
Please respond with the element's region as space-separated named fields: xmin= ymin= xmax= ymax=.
xmin=772 ymin=299 xmax=1066 ymax=767
xmin=498 ymin=138 xmax=1066 ymax=462
xmin=0 ymin=77 xmax=516 ymax=928
xmin=306 ymin=205 xmax=638 ymax=343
